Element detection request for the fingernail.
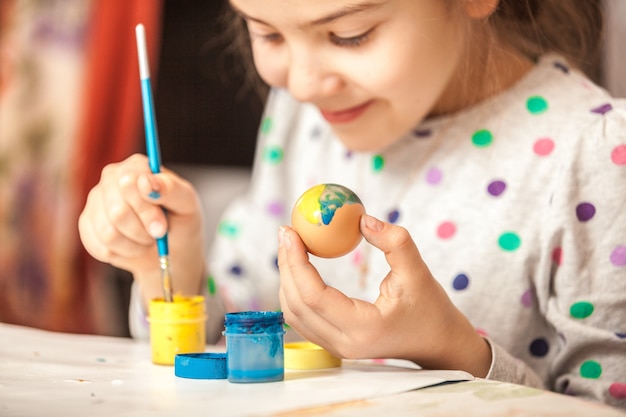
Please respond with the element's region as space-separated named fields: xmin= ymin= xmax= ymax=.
xmin=148 ymin=221 xmax=166 ymax=238
xmin=278 ymin=227 xmax=291 ymax=249
xmin=148 ymin=190 xmax=161 ymax=199
xmin=363 ymin=214 xmax=384 ymax=232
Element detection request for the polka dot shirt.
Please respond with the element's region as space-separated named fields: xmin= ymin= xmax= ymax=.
xmin=135 ymin=55 xmax=626 ymax=408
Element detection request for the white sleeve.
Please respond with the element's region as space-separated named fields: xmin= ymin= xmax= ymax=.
xmin=484 ymin=337 xmax=545 ymax=388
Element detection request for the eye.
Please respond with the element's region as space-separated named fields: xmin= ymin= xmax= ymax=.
xmin=330 ymin=27 xmax=375 ymax=48
xmin=250 ymin=31 xmax=284 ymax=45
xmin=244 ymin=19 xmax=284 ymax=45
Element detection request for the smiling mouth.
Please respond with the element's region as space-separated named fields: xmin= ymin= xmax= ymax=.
xmin=319 ymin=101 xmax=373 ymax=124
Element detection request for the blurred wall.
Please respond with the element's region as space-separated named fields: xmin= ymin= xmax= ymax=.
xmin=155 ymin=0 xmax=262 ymax=168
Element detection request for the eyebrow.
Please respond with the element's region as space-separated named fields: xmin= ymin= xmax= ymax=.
xmin=229 ymin=1 xmax=384 ymax=27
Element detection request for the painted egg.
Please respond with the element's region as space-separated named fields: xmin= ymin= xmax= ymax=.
xmin=291 ymin=183 xmax=365 ymax=258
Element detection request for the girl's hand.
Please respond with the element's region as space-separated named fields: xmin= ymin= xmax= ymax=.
xmin=78 ymin=154 xmax=206 ymax=302
xmin=277 ymin=214 xmax=492 ymax=377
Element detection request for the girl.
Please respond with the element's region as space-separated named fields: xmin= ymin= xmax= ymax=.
xmin=78 ymin=0 xmax=626 ymax=407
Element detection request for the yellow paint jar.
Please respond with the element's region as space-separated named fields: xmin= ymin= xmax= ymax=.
xmin=148 ymin=295 xmax=207 ymax=365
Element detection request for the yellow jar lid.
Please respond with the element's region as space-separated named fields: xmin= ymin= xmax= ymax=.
xmin=284 ymin=342 xmax=342 ymax=370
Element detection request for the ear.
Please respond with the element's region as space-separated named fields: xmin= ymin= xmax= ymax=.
xmin=463 ymin=0 xmax=500 ymax=19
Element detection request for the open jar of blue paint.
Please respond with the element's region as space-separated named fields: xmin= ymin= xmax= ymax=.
xmin=223 ymin=311 xmax=285 ymax=383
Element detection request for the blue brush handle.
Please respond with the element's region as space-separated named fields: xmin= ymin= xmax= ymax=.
xmin=140 ymin=77 xmax=169 ymax=257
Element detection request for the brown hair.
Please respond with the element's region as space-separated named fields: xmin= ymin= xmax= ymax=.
xmin=218 ymin=3 xmax=269 ymax=102
xmin=218 ymin=0 xmax=605 ymax=100
xmin=490 ymin=0 xmax=604 ymax=81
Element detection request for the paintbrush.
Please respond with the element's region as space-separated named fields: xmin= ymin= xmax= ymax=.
xmin=135 ymin=23 xmax=173 ymax=302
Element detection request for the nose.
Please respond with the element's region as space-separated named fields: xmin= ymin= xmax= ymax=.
xmin=287 ymin=49 xmax=342 ymax=102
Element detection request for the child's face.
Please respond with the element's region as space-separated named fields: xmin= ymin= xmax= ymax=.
xmin=230 ymin=0 xmax=466 ymax=152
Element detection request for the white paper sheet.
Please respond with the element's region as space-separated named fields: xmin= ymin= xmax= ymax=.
xmin=0 ymin=323 xmax=472 ymax=417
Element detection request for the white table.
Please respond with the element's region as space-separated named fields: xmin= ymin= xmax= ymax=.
xmin=1 ymin=323 xmax=624 ymax=417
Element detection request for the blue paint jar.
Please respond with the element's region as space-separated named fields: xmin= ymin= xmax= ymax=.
xmin=223 ymin=311 xmax=285 ymax=383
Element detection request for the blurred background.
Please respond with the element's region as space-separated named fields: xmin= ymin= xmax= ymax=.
xmin=0 ymin=0 xmax=624 ymax=337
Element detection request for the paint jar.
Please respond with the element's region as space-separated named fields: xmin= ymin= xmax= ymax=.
xmin=223 ymin=311 xmax=285 ymax=383
xmin=148 ymin=295 xmax=207 ymax=365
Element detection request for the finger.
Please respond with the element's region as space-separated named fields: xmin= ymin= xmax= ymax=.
xmin=277 ymin=286 xmax=335 ymax=351
xmin=85 ymin=184 xmax=156 ymax=260
xmin=137 ymin=170 xmax=200 ymax=216
xmin=277 ymin=227 xmax=341 ymax=340
xmin=116 ymin=170 xmax=202 ymax=244
xmin=360 ymin=214 xmax=429 ymax=294
xmin=100 ymin=156 xmax=199 ymax=246
xmin=96 ymin=156 xmax=160 ymax=244
xmin=102 ymin=172 xmax=163 ymax=244
xmin=360 ymin=214 xmax=453 ymax=346
xmin=278 ymin=227 xmax=381 ymax=352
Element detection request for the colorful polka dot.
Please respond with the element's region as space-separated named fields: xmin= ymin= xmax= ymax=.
xmin=553 ymin=62 xmax=569 ymax=74
xmin=552 ymin=247 xmax=563 ymax=265
xmin=387 ymin=209 xmax=400 ymax=224
xmin=471 ymin=129 xmax=493 ymax=147
xmin=580 ymin=360 xmax=602 ymax=379
xmin=266 ymin=201 xmax=284 ymax=217
xmin=310 ymin=125 xmax=322 ymax=138
xmin=352 ymin=249 xmax=363 ymax=266
xmin=611 ymin=144 xmax=626 ymax=165
xmin=413 ymin=128 xmax=432 ymax=138
xmin=533 ymin=138 xmax=555 ymax=156
xmin=426 ymin=167 xmax=443 ymax=185
xmin=273 ymin=255 xmax=279 ymax=270
xmin=487 ymin=180 xmax=506 ymax=197
xmin=230 ymin=264 xmax=243 ymax=276
xmin=260 ymin=117 xmax=273 ymax=135
xmin=575 ymin=202 xmax=596 ymax=222
xmin=616 ymin=333 xmax=626 ymax=339
xmin=372 ymin=155 xmax=385 ymax=172
xmin=529 ymin=338 xmax=549 ymax=357
xmin=527 ymin=96 xmax=548 ymax=114
xmin=608 ymin=382 xmax=626 ymax=399
xmin=570 ymin=301 xmax=594 ymax=319
xmin=476 ymin=328 xmax=488 ymax=337
xmin=452 ymin=273 xmax=470 ymax=290
xmin=521 ymin=289 xmax=533 ymax=308
xmin=218 ymin=221 xmax=240 ymax=238
xmin=249 ymin=299 xmax=261 ymax=311
xmin=498 ymin=232 xmax=521 ymax=251
xmin=437 ymin=221 xmax=456 ymax=239
xmin=207 ymin=275 xmax=217 ymax=295
xmin=590 ymin=103 xmax=612 ymax=115
xmin=262 ymin=145 xmax=284 ymax=164
xmin=610 ymin=246 xmax=626 ymax=267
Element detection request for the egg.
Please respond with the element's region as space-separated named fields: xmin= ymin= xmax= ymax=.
xmin=291 ymin=183 xmax=365 ymax=258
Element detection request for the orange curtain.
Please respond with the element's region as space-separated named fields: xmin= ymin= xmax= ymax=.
xmin=72 ymin=0 xmax=164 ymax=334
xmin=0 ymin=0 xmax=163 ymax=335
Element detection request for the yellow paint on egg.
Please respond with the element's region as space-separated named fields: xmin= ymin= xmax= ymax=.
xmin=296 ymin=184 xmax=327 ymax=225
xmin=291 ymin=184 xmax=365 ymax=258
